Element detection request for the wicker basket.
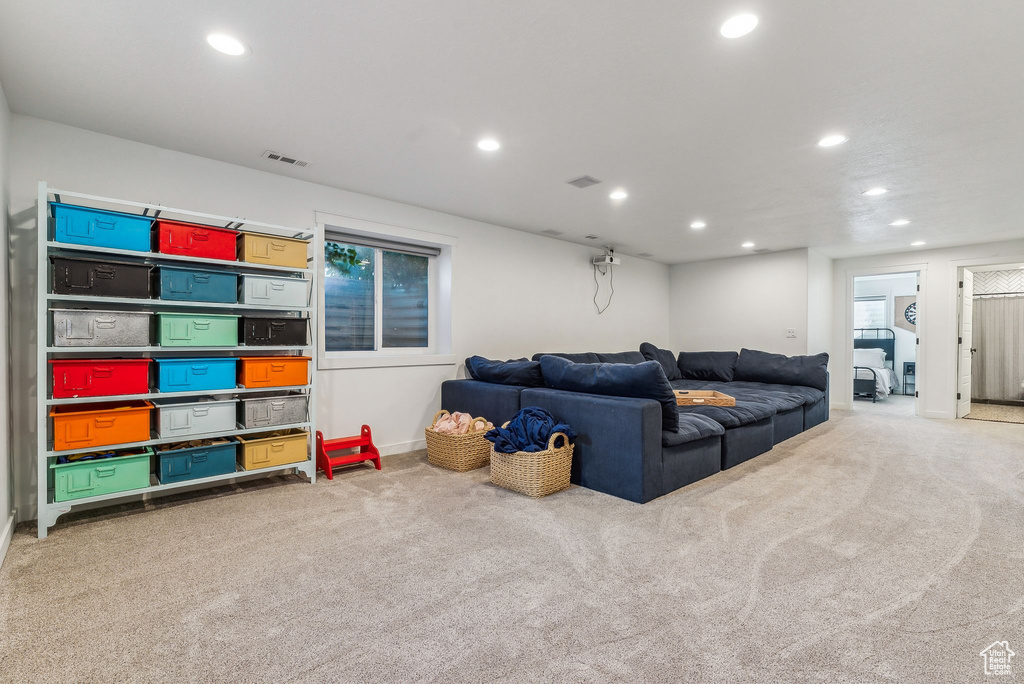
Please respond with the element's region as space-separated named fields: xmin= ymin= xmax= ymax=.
xmin=424 ymin=410 xmax=492 ymax=471
xmin=489 ymin=425 xmax=574 ymax=497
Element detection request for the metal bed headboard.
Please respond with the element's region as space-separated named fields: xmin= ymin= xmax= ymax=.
xmin=854 ymin=328 xmax=896 ymax=368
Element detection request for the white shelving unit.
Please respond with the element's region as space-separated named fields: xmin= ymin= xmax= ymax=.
xmin=36 ymin=182 xmax=319 ymax=538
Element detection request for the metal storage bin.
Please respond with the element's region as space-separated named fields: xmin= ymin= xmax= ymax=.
xmin=51 ymin=256 xmax=153 ymax=299
xmin=157 ymin=220 xmax=238 ymax=261
xmin=50 ymin=401 xmax=154 ymax=451
xmin=51 ymin=202 xmax=154 ymax=253
xmin=154 ymin=398 xmax=238 ymax=439
xmin=52 ymin=309 xmax=152 ymax=347
xmin=238 ymin=274 xmax=308 ymax=307
xmin=236 ymin=429 xmax=309 ymax=470
xmin=238 ymin=356 xmax=310 ymax=388
xmin=241 ymin=317 xmax=307 ymax=346
xmin=154 ymin=358 xmax=237 ymax=392
xmin=158 ymin=266 xmax=238 ymax=303
xmin=238 ymin=392 xmax=309 ymax=429
xmin=157 ymin=313 xmax=239 ymax=347
xmin=155 ymin=438 xmax=237 ymax=484
xmin=238 ymin=233 xmax=308 ymax=268
xmin=50 ymin=447 xmax=154 ymax=502
xmin=50 ymin=358 xmax=152 ymax=399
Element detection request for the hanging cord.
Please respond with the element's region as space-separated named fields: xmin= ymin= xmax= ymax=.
xmin=593 ymin=263 xmax=615 ymax=314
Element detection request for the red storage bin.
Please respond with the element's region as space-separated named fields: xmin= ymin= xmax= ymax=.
xmin=50 ymin=359 xmax=152 ymax=399
xmin=157 ymin=220 xmax=239 ymax=261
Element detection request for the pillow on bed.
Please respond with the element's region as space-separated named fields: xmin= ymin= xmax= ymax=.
xmin=853 ymin=348 xmax=887 ymax=369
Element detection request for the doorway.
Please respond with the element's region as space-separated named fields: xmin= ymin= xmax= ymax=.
xmin=958 ymin=264 xmax=1024 ymax=424
xmin=851 ymin=272 xmax=920 ymax=416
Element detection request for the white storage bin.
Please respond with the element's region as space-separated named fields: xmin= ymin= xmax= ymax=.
xmin=52 ymin=309 xmax=151 ymax=347
xmin=154 ymin=398 xmax=238 ymax=438
xmin=238 ymin=274 xmax=308 ymax=308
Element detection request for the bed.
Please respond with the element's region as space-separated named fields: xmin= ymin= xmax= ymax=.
xmin=853 ymin=328 xmax=900 ymax=401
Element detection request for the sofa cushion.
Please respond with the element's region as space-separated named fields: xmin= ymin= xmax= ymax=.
xmin=676 ymin=400 xmax=776 ymax=429
xmin=465 ymin=356 xmax=544 ymax=387
xmin=539 ymin=355 xmax=679 ymax=432
xmin=662 ymin=412 xmax=725 ymax=447
xmin=640 ymin=342 xmax=682 ymax=380
xmin=596 ymin=351 xmax=646 ymax=364
xmin=733 ymin=348 xmax=829 ymax=392
xmin=531 ymin=352 xmax=601 ymax=363
xmin=677 ymin=351 xmax=738 ymax=382
xmin=714 ymin=380 xmax=825 ymax=406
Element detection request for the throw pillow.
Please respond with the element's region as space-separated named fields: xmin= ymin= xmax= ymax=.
xmin=465 ymin=356 xmax=544 ymax=387
xmin=677 ymin=351 xmax=739 ymax=382
xmin=640 ymin=342 xmax=682 ymax=380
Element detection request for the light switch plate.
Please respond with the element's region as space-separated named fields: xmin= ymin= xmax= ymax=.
xmin=786 ymin=328 xmax=797 ymax=338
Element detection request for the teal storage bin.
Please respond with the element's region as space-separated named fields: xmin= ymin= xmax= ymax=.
xmin=158 ymin=266 xmax=238 ymax=303
xmin=156 ymin=439 xmax=237 ymax=484
xmin=154 ymin=357 xmax=237 ymax=392
xmin=157 ymin=313 xmax=238 ymax=347
xmin=52 ymin=202 xmax=153 ymax=253
xmin=51 ymin=448 xmax=153 ymax=502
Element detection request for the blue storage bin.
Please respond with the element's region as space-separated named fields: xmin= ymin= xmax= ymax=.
xmin=156 ymin=439 xmax=237 ymax=484
xmin=159 ymin=266 xmax=238 ymax=303
xmin=155 ymin=357 xmax=237 ymax=392
xmin=52 ymin=202 xmax=153 ymax=252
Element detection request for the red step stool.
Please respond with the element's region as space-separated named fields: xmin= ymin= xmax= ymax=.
xmin=316 ymin=426 xmax=381 ymax=479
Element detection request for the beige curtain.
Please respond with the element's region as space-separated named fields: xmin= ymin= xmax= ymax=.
xmin=972 ymin=295 xmax=1024 ymax=401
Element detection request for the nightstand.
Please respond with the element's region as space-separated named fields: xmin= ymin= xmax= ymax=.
xmin=903 ymin=362 xmax=916 ymax=396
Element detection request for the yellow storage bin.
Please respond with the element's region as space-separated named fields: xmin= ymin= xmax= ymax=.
xmin=238 ymin=233 xmax=309 ymax=268
xmin=236 ymin=429 xmax=308 ymax=470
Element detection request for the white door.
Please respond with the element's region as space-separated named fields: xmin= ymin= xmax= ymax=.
xmin=957 ymin=269 xmax=974 ymax=417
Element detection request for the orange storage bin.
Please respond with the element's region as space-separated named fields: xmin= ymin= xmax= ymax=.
xmin=239 ymin=356 xmax=310 ymax=388
xmin=50 ymin=401 xmax=154 ymax=451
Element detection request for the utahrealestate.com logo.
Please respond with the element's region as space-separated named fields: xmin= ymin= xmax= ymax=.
xmin=980 ymin=641 xmax=1015 ymax=676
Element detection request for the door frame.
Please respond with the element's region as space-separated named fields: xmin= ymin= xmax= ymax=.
xmin=841 ymin=264 xmax=927 ymax=415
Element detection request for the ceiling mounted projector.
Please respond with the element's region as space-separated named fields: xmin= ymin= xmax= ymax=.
xmin=592 ymin=250 xmax=620 ymax=267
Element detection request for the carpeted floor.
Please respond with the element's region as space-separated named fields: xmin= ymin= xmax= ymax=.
xmin=966 ymin=402 xmax=1024 ymax=424
xmin=2 ymin=406 xmax=1023 ymax=683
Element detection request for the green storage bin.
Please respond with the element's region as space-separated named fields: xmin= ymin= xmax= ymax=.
xmin=51 ymin=448 xmax=153 ymax=502
xmin=157 ymin=313 xmax=239 ymax=347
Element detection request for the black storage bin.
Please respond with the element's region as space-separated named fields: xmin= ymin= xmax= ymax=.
xmin=51 ymin=256 xmax=153 ymax=299
xmin=241 ymin=317 xmax=308 ymax=346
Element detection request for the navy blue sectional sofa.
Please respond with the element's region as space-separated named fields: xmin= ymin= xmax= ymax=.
xmin=440 ymin=347 xmax=829 ymax=504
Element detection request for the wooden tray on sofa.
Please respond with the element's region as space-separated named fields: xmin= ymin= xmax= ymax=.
xmin=674 ymin=390 xmax=736 ymax=406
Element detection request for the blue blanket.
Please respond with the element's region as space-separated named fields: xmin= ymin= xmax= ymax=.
xmin=485 ymin=407 xmax=576 ymax=454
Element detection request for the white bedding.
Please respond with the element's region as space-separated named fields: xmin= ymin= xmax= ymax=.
xmin=855 ymin=367 xmax=898 ymax=398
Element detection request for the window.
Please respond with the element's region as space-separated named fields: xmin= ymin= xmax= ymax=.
xmin=323 ymin=236 xmax=433 ymax=353
xmin=854 ymin=296 xmax=886 ymax=329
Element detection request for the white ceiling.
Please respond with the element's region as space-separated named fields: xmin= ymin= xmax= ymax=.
xmin=2 ymin=1 xmax=1023 ymax=263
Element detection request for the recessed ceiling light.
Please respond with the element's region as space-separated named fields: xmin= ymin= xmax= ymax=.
xmin=889 ymin=219 xmax=911 ymax=226
xmin=817 ymin=134 xmax=848 ymax=148
xmin=741 ymin=241 xmax=755 ymax=248
xmin=720 ymin=13 xmax=759 ymax=38
xmin=206 ymin=33 xmax=247 ymax=56
xmin=910 ymin=241 xmax=926 ymax=247
xmin=690 ymin=220 xmax=707 ymax=229
xmin=862 ymin=187 xmax=888 ymax=196
xmin=609 ymin=189 xmax=628 ymax=200
xmin=477 ymin=138 xmax=500 ymax=152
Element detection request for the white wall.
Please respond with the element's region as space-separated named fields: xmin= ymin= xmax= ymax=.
xmin=669 ymin=249 xmax=814 ymax=356
xmin=831 ymin=239 xmax=1024 ymax=418
xmin=0 ymin=82 xmax=13 ymax=563
xmin=853 ymin=272 xmax=918 ymax=378
xmin=806 ymin=249 xmax=833 ymax=356
xmin=9 ymin=116 xmax=671 ymax=521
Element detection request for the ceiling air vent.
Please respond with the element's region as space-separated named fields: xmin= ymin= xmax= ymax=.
xmin=753 ymin=248 xmax=772 ymax=254
xmin=567 ymin=175 xmax=602 ymax=189
xmin=584 ymin=234 xmax=600 ymax=240
xmin=262 ymin=150 xmax=310 ymax=168
xmin=637 ymin=252 xmax=654 ymax=258
xmin=541 ymin=229 xmax=563 ymax=236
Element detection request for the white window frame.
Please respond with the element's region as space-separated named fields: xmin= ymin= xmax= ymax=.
xmin=315 ymin=212 xmax=456 ymax=370
xmin=853 ymin=295 xmax=887 ymax=330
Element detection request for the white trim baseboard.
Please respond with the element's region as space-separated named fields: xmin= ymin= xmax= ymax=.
xmin=0 ymin=511 xmax=15 ymax=570
xmin=378 ymin=439 xmax=427 ymax=457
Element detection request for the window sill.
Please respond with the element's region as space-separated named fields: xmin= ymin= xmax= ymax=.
xmin=318 ymin=354 xmax=458 ymax=370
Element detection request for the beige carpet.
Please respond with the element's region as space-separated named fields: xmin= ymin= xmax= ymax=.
xmin=966 ymin=402 xmax=1024 ymax=424
xmin=2 ymin=407 xmax=1023 ymax=683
